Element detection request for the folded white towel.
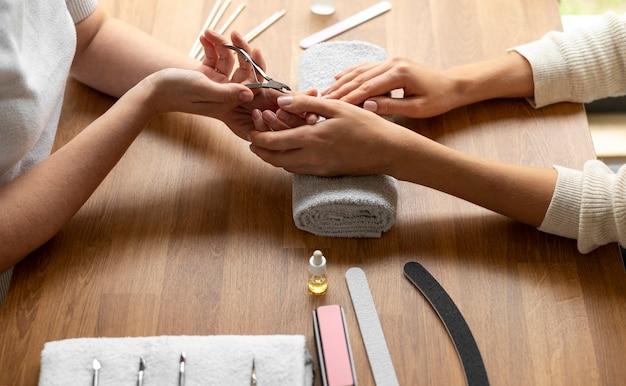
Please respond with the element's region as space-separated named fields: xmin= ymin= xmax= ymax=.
xmin=293 ymin=41 xmax=398 ymax=238
xmin=39 ymin=335 xmax=313 ymax=386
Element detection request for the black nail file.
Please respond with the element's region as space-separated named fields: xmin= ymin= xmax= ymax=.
xmin=403 ymin=262 xmax=490 ymax=386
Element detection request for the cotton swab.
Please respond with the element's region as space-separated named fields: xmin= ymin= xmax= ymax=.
xmin=243 ymin=9 xmax=286 ymax=43
xmin=189 ymin=0 xmax=222 ymax=58
xmin=218 ymin=3 xmax=246 ymax=35
xmin=209 ymin=0 xmax=231 ymax=30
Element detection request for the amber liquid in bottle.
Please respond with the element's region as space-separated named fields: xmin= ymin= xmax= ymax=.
xmin=308 ymin=274 xmax=328 ymax=294
xmin=308 ymin=250 xmax=328 ymax=295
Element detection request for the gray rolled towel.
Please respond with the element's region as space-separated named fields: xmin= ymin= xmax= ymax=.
xmin=293 ymin=41 xmax=397 ymax=238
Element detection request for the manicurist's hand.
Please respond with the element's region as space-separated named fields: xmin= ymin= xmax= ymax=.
xmin=197 ymin=30 xmax=301 ymax=140
xmin=136 ymin=29 xmax=278 ymax=122
xmin=248 ymin=94 xmax=422 ymax=176
xmin=198 ymin=30 xmax=261 ymax=83
xmin=321 ymin=57 xmax=461 ymax=118
xmin=142 ymin=67 xmax=253 ymax=116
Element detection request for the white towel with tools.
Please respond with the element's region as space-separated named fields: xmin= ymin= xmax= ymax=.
xmin=293 ymin=41 xmax=398 ymax=238
xmin=38 ymin=335 xmax=312 ymax=386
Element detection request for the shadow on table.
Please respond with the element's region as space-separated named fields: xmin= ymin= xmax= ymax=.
xmin=144 ymin=113 xmax=251 ymax=166
xmin=24 ymin=97 xmax=621 ymax=298
xmin=12 ymin=200 xmax=624 ymax=315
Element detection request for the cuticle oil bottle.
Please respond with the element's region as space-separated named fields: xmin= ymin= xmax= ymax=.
xmin=308 ymin=250 xmax=328 ymax=295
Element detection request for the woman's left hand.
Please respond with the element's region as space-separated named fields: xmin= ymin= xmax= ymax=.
xmin=197 ymin=30 xmax=259 ymax=83
xmin=248 ymin=94 xmax=420 ymax=176
xmin=321 ymin=58 xmax=460 ymax=118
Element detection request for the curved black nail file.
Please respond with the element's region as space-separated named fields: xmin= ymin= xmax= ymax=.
xmin=403 ymin=262 xmax=490 ymax=386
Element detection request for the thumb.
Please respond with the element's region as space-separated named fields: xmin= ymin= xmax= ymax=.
xmin=363 ymin=96 xmax=419 ymax=116
xmin=202 ymin=81 xmax=254 ymax=104
xmin=276 ymin=93 xmax=343 ymax=118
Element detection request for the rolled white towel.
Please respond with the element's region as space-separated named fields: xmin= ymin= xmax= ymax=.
xmin=293 ymin=41 xmax=398 ymax=238
xmin=38 ymin=335 xmax=312 ymax=386
xmin=293 ymin=174 xmax=397 ymax=238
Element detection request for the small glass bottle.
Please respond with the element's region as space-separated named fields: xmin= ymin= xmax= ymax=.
xmin=308 ymin=250 xmax=328 ymax=295
xmin=310 ymin=0 xmax=335 ymax=16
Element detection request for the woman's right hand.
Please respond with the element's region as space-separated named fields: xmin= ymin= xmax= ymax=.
xmin=248 ymin=94 xmax=426 ymax=176
xmin=140 ymin=67 xmax=253 ymax=117
xmin=321 ymin=57 xmax=462 ymax=118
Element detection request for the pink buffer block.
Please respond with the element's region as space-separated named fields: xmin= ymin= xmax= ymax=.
xmin=313 ymin=305 xmax=357 ymax=386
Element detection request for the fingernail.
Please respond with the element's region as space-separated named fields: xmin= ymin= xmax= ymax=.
xmin=262 ymin=110 xmax=275 ymax=121
xmin=252 ymin=109 xmax=262 ymax=120
xmin=276 ymin=109 xmax=288 ymax=121
xmin=363 ymin=100 xmax=377 ymax=112
xmin=306 ymin=114 xmax=318 ymax=124
xmin=239 ymin=91 xmax=253 ymax=102
xmin=277 ymin=96 xmax=293 ymax=107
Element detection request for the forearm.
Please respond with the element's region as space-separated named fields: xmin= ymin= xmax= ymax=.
xmin=0 ymin=83 xmax=153 ymax=270
xmin=71 ymin=9 xmax=199 ymax=97
xmin=445 ymin=52 xmax=535 ymax=108
xmin=446 ymin=13 xmax=626 ymax=109
xmin=390 ymin=134 xmax=556 ymax=226
xmin=513 ymin=13 xmax=626 ymax=107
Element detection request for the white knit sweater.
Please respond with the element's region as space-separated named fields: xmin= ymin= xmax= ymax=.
xmin=0 ymin=0 xmax=97 ymax=302
xmin=513 ymin=13 xmax=626 ymax=253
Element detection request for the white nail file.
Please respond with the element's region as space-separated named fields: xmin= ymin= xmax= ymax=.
xmin=345 ymin=267 xmax=399 ymax=386
xmin=299 ymin=1 xmax=392 ymax=49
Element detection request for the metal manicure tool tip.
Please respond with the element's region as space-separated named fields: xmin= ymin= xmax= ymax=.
xmin=223 ymin=44 xmax=291 ymax=93
xmin=250 ymin=357 xmax=258 ymax=386
xmin=137 ymin=356 xmax=146 ymax=386
xmin=178 ymin=352 xmax=186 ymax=386
xmin=92 ymin=358 xmax=101 ymax=386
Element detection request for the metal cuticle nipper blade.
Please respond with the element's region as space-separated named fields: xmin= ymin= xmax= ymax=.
xmin=224 ymin=44 xmax=291 ymax=93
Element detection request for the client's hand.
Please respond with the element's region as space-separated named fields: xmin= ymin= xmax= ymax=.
xmin=321 ymin=57 xmax=460 ymax=118
xmin=250 ymin=89 xmax=319 ymax=132
xmin=248 ymin=94 xmax=422 ymax=176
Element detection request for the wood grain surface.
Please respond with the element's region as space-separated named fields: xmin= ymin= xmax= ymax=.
xmin=1 ymin=1 xmax=625 ymax=385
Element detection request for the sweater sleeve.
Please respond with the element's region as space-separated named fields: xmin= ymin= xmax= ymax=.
xmin=512 ymin=13 xmax=626 ymax=108
xmin=539 ymin=161 xmax=626 ymax=253
xmin=65 ymin=0 xmax=97 ymax=24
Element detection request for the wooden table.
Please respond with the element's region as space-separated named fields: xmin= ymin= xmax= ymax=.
xmin=1 ymin=0 xmax=625 ymax=385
